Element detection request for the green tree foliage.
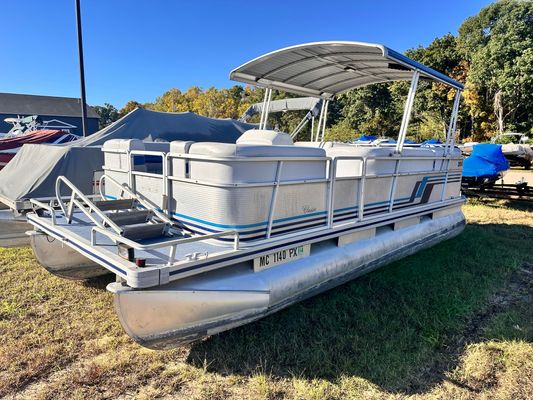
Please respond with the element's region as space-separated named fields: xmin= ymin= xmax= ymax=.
xmin=458 ymin=0 xmax=533 ymax=136
xmin=92 ymin=103 xmax=119 ymax=128
xmin=406 ymin=34 xmax=470 ymax=139
xmin=335 ymin=83 xmax=401 ymax=139
xmin=151 ymin=86 xmax=249 ymax=119
xmin=325 ymin=119 xmax=356 ymax=142
xmin=119 ymin=100 xmax=144 ymax=117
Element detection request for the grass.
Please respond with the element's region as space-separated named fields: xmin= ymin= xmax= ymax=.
xmin=0 ymin=199 xmax=531 ymax=399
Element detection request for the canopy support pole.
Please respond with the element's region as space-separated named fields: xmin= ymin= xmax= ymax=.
xmin=319 ymin=100 xmax=329 ymax=141
xmin=259 ymin=88 xmax=272 ymax=129
xmin=444 ymin=90 xmax=462 ymax=155
xmin=395 ymin=70 xmax=420 ymax=154
xmin=259 ymin=89 xmax=268 ymax=128
xmin=290 ymin=114 xmax=310 ymax=139
xmin=260 ymin=88 xmax=273 ymax=129
xmin=314 ymin=100 xmax=326 ymax=142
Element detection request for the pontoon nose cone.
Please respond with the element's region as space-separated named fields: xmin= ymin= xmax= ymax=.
xmin=109 ymin=283 xmax=270 ymax=349
xmin=29 ymin=231 xmax=110 ymax=280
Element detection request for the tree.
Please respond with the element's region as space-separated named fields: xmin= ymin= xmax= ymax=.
xmin=119 ymin=100 xmax=144 ymax=117
xmin=92 ymin=103 xmax=119 ymax=128
xmin=458 ymin=0 xmax=533 ymax=135
xmin=405 ymin=34 xmax=470 ymax=139
xmin=335 ymin=83 xmax=402 ymax=138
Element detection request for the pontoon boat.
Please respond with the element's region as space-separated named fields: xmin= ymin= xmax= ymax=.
xmin=26 ymin=41 xmax=466 ymax=348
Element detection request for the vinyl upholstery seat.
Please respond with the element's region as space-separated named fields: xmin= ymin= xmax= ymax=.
xmin=188 ymin=142 xmax=327 ymax=183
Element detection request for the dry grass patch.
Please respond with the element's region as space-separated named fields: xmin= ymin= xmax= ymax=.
xmin=0 ymin=200 xmax=531 ymax=399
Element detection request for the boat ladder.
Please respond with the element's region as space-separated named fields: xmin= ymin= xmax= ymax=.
xmin=32 ymin=175 xmax=239 ymax=267
xmin=54 ymin=174 xmax=175 ymax=242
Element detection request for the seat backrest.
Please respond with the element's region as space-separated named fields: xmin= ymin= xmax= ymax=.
xmin=103 ymin=139 xmax=146 ymax=171
xmin=188 ymin=142 xmax=327 ymax=183
xmin=169 ymin=140 xmax=195 ymax=178
xmin=237 ymin=129 xmax=293 ymax=146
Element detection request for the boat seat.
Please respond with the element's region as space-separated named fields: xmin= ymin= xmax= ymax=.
xmin=189 ymin=142 xmax=325 ymax=157
xmin=144 ymin=142 xmax=170 ymax=152
xmin=169 ymin=140 xmax=194 ymax=177
xmin=294 ymin=141 xmax=329 ymax=148
xmin=103 ymin=139 xmax=146 ymax=172
xmin=188 ymin=142 xmax=326 ymax=183
xmin=236 ymin=129 xmax=293 ymax=146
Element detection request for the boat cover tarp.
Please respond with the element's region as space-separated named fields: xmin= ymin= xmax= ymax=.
xmin=0 ymin=108 xmax=255 ymax=206
xmin=72 ymin=108 xmax=255 ymax=146
xmin=0 ymin=145 xmax=103 ymax=201
xmin=421 ymin=139 xmax=441 ymax=145
xmin=462 ymin=144 xmax=509 ymax=178
xmin=355 ymin=135 xmax=377 ymax=142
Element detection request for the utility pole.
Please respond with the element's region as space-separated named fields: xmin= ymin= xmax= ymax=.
xmin=75 ymin=0 xmax=88 ymax=136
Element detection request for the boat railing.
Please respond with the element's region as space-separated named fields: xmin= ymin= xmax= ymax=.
xmin=98 ymin=148 xmax=462 ymax=244
xmin=99 ymin=173 xmax=173 ymax=225
xmin=55 ymin=176 xmax=123 ymax=234
xmin=90 ymin=225 xmax=240 ymax=266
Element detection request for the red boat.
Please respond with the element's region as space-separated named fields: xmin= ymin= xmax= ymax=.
xmin=0 ymin=130 xmax=78 ymax=169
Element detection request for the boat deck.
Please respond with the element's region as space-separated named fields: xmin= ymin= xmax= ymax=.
xmin=27 ymin=196 xmax=465 ymax=289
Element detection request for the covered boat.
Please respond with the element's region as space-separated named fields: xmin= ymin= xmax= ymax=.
xmin=462 ymin=143 xmax=509 ymax=188
xmin=26 ymin=41 xmax=466 ymax=348
xmin=0 ymin=129 xmax=78 ymax=169
xmin=494 ymin=133 xmax=533 ymax=169
xmin=0 ymin=109 xmax=254 ymax=247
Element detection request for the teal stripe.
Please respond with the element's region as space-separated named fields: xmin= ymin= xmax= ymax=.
xmin=103 ymin=173 xmax=451 ymax=231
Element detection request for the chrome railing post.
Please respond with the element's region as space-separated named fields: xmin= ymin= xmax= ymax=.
xmin=388 ymin=158 xmax=401 ymax=213
xmin=161 ymin=153 xmax=169 ymax=215
xmin=358 ymin=157 xmax=367 ymax=222
xmin=326 ymin=158 xmax=337 ymax=228
xmin=165 ymin=154 xmax=172 ymax=217
xmin=66 ymin=191 xmax=76 ymax=223
xmin=266 ymin=160 xmax=283 ymax=239
xmin=127 ymin=150 xmax=134 ymax=194
xmin=167 ymin=245 xmax=177 ymax=266
xmin=440 ymin=157 xmax=451 ymax=201
xmin=233 ymin=231 xmax=240 ymax=250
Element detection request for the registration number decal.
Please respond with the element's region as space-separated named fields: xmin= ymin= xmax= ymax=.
xmin=253 ymin=244 xmax=310 ymax=272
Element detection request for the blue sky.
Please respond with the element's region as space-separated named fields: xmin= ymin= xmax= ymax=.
xmin=1 ymin=0 xmax=493 ymax=108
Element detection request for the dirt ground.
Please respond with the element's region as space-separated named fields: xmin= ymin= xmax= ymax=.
xmin=497 ymin=168 xmax=533 ymax=185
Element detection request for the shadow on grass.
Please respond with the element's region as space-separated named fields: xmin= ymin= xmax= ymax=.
xmin=81 ymin=273 xmax=115 ymax=290
xmin=187 ymin=222 xmax=532 ymax=393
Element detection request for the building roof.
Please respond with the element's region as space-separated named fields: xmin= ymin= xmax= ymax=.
xmin=0 ymin=92 xmax=99 ymax=118
xmin=230 ymin=41 xmax=464 ymax=98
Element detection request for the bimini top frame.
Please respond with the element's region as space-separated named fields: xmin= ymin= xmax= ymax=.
xmin=230 ymin=41 xmax=463 ymax=99
xmin=230 ymin=41 xmax=464 ymax=152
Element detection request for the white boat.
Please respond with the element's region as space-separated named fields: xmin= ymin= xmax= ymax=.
xmin=493 ymin=133 xmax=533 ymax=169
xmin=26 ymin=41 xmax=466 ymax=348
